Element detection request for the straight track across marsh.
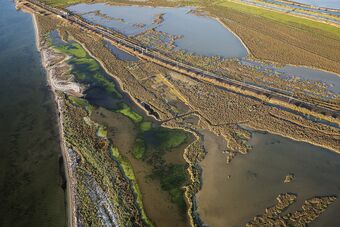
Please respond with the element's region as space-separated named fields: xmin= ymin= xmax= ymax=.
xmin=21 ymin=0 xmax=340 ymax=124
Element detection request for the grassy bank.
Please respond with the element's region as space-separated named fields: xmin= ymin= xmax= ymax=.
xmin=68 ymin=96 xmax=93 ymax=113
xmin=110 ymin=146 xmax=153 ymax=226
xmin=217 ymin=0 xmax=340 ymax=39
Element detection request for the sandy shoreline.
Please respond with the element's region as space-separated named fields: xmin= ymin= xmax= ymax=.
xmin=31 ymin=13 xmax=77 ymax=227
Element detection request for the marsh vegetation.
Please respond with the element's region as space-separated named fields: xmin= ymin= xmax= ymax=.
xmin=29 ymin=1 xmax=340 ymax=226
xmin=48 ymin=29 xmax=194 ymax=226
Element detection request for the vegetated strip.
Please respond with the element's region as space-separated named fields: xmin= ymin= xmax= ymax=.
xmin=220 ymin=0 xmax=340 ymax=37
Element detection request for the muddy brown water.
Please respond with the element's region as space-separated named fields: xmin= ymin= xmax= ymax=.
xmin=91 ymin=108 xmax=187 ymax=227
xmin=197 ymin=130 xmax=340 ymax=227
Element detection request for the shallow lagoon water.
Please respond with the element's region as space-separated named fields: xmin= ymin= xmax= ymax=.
xmin=278 ymin=65 xmax=340 ymax=93
xmin=197 ymin=130 xmax=340 ymax=227
xmin=241 ymin=59 xmax=340 ymax=93
xmin=67 ymin=3 xmax=248 ymax=58
xmin=104 ymin=41 xmax=139 ymax=61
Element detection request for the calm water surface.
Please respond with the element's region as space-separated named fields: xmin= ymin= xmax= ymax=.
xmin=67 ymin=3 xmax=249 ymax=58
xmin=0 ymin=0 xmax=66 ymax=226
xmin=104 ymin=41 xmax=139 ymax=61
xmin=240 ymin=59 xmax=340 ymax=93
xmin=197 ymin=130 xmax=340 ymax=227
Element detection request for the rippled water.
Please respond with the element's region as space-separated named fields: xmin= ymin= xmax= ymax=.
xmin=67 ymin=3 xmax=249 ymax=58
xmin=0 ymin=0 xmax=66 ymax=226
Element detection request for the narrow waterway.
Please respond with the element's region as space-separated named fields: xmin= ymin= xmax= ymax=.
xmin=0 ymin=0 xmax=66 ymax=226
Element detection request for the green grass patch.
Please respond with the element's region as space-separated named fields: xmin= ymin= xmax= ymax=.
xmin=218 ymin=0 xmax=340 ymax=39
xmin=97 ymin=126 xmax=107 ymax=138
xmin=68 ymin=96 xmax=94 ymax=113
xmin=92 ymin=72 xmax=119 ymax=94
xmin=132 ymin=138 xmax=146 ymax=160
xmin=117 ymin=103 xmax=143 ymax=123
xmin=139 ymin=121 xmax=152 ymax=132
xmin=40 ymin=0 xmax=85 ymax=7
xmin=110 ymin=147 xmax=153 ymax=226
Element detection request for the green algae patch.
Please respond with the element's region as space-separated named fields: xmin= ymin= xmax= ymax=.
xmin=140 ymin=121 xmax=152 ymax=132
xmin=132 ymin=138 xmax=146 ymax=160
xmin=68 ymin=96 xmax=93 ymax=113
xmin=110 ymin=147 xmax=154 ymax=227
xmin=52 ymin=38 xmax=122 ymax=99
xmin=140 ymin=127 xmax=189 ymax=212
xmin=117 ymin=103 xmax=143 ymax=123
xmin=145 ymin=127 xmax=188 ymax=150
xmin=110 ymin=147 xmax=135 ymax=179
xmin=55 ymin=42 xmax=87 ymax=58
xmin=97 ymin=125 xmax=107 ymax=138
xmin=152 ymin=164 xmax=187 ymax=212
